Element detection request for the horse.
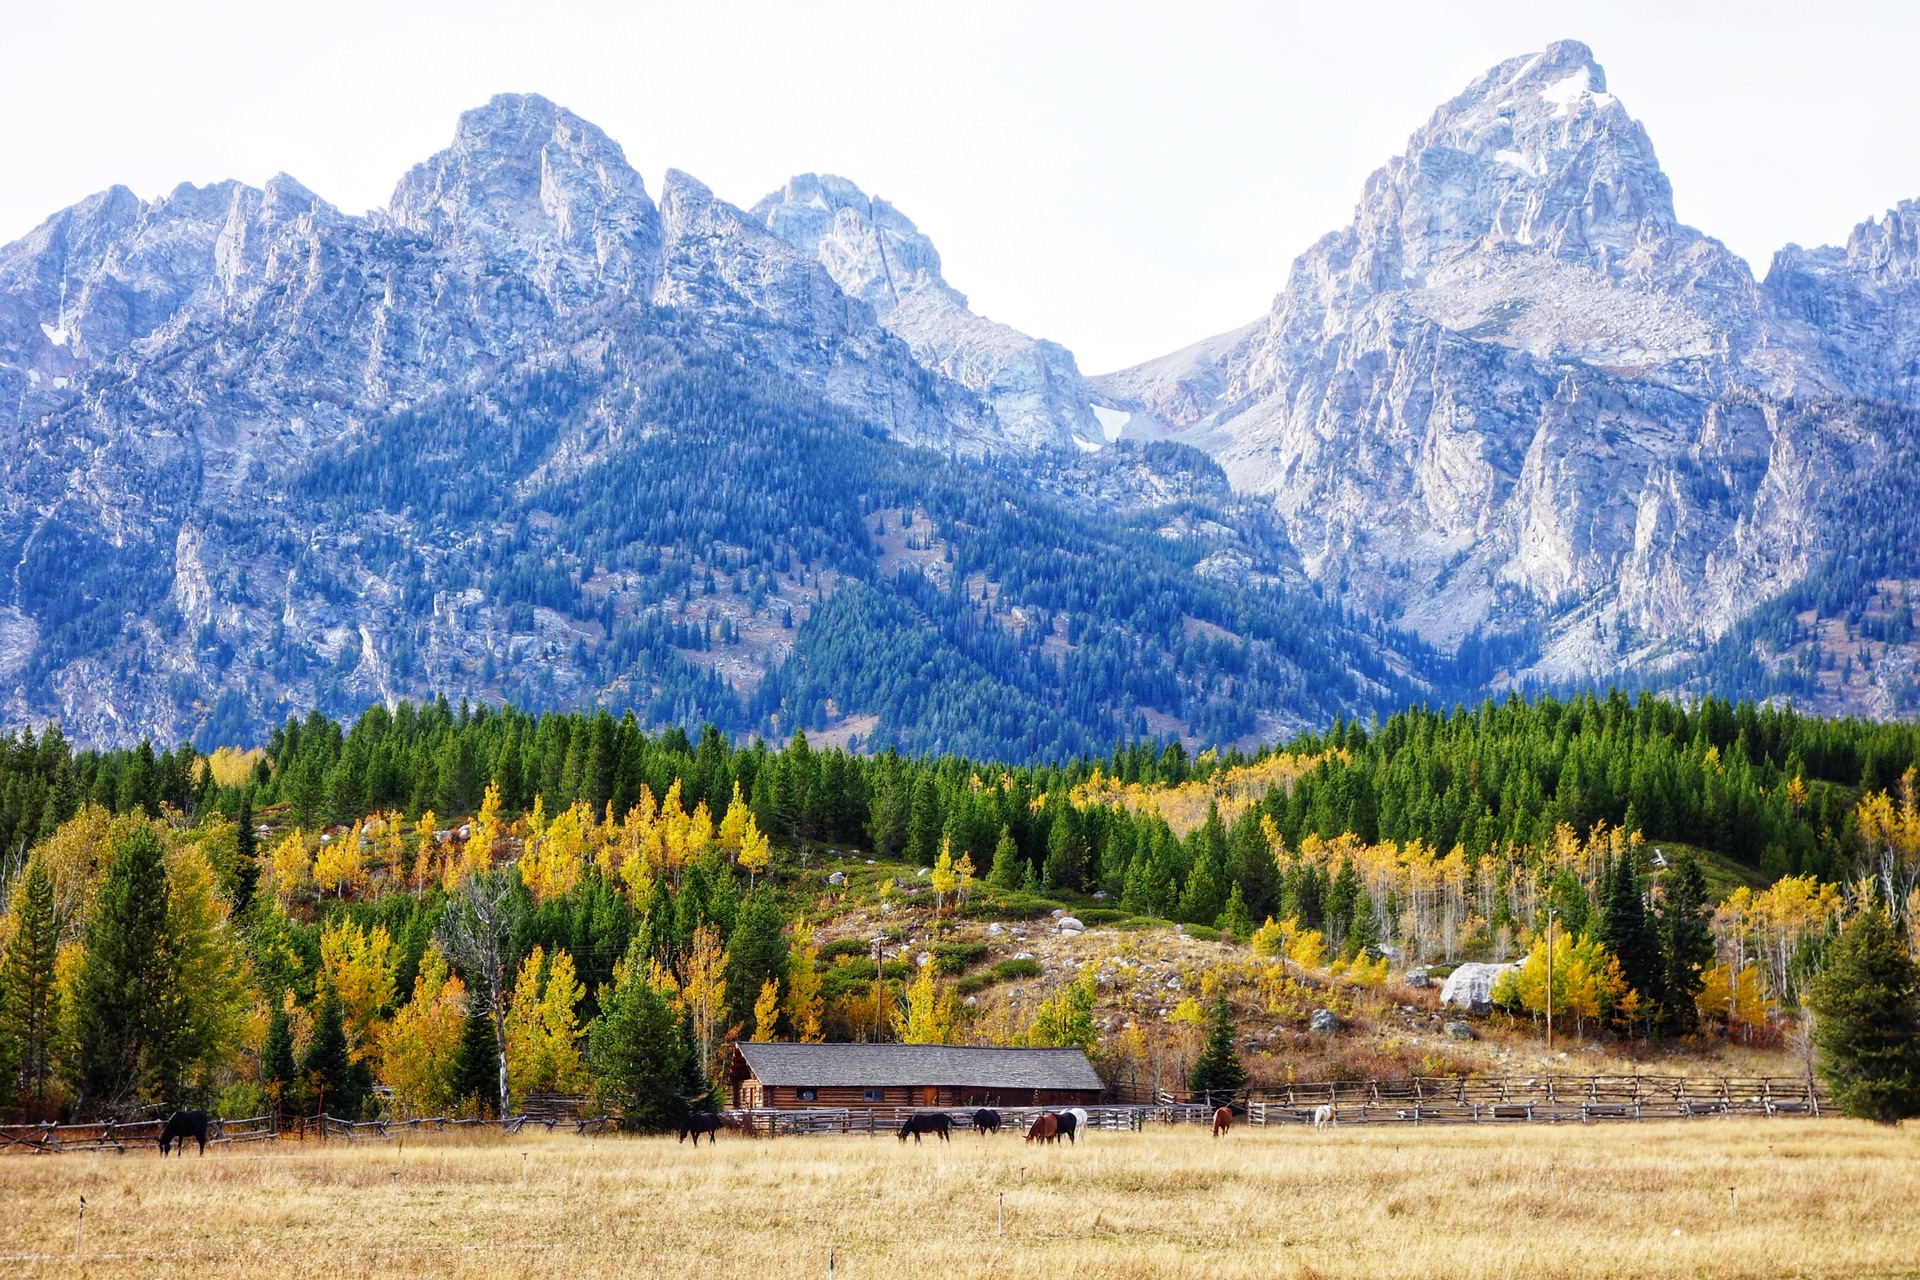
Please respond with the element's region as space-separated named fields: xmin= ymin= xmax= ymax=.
xmin=1050 ymin=1110 xmax=1079 ymax=1144
xmin=158 ymin=1110 xmax=210 ymax=1157
xmin=1066 ymin=1107 xmax=1089 ymax=1141
xmin=1312 ymin=1105 xmax=1334 ymax=1131
xmin=1211 ymin=1106 xmax=1233 ymax=1138
xmin=971 ymin=1108 xmax=1002 ymax=1136
xmin=1024 ymin=1112 xmax=1057 ymax=1144
xmin=897 ymin=1112 xmax=952 ymax=1144
xmin=679 ymin=1112 xmax=723 ymax=1145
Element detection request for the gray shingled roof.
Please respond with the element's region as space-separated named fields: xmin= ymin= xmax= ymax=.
xmin=733 ymin=1043 xmax=1102 ymax=1091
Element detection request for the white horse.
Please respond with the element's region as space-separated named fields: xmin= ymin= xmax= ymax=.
xmin=1066 ymin=1108 xmax=1089 ymax=1141
xmin=1312 ymin=1105 xmax=1334 ymax=1131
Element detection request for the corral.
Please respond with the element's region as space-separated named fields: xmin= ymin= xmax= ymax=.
xmin=1 ymin=1118 xmax=1916 ymax=1278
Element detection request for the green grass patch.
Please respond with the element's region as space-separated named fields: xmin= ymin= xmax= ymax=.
xmin=931 ymin=942 xmax=989 ymax=975
xmin=990 ymin=957 xmax=1043 ymax=982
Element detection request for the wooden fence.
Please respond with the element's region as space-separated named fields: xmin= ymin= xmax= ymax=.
xmin=2 ymin=1077 xmax=1829 ymax=1152
xmin=0 ymin=1114 xmax=276 ymax=1155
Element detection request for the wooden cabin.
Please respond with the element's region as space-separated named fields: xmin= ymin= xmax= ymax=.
xmin=727 ymin=1043 xmax=1104 ymax=1110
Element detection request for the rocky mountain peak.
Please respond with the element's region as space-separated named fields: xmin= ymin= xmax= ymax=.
xmin=387 ymin=92 xmax=660 ymax=304
xmin=750 ymin=173 xmax=953 ymax=319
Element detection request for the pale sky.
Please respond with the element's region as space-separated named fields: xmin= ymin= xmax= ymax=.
xmin=5 ymin=0 xmax=1919 ymax=373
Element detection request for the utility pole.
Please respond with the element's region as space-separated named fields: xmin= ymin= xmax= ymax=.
xmin=1545 ymin=907 xmax=1557 ymax=1053
xmin=870 ymin=937 xmax=885 ymax=1043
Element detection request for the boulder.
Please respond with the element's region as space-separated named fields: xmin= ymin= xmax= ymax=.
xmin=826 ymin=870 xmax=845 ymax=886
xmin=1308 ymin=1008 xmax=1339 ymax=1034
xmin=1405 ymin=968 xmax=1432 ymax=988
xmin=1444 ymin=1021 xmax=1475 ymax=1041
xmin=1439 ymin=962 xmax=1518 ymax=1014
xmin=1057 ymin=916 xmax=1085 ymax=934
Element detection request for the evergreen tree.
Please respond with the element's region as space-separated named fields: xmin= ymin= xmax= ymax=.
xmin=1325 ymin=857 xmax=1360 ymax=945
xmin=1598 ymin=855 xmax=1664 ymax=1019
xmin=1808 ymin=906 xmax=1920 ymax=1124
xmin=1229 ymin=810 xmax=1281 ymax=923
xmin=261 ymin=1005 xmax=295 ymax=1113
xmin=587 ymin=953 xmax=688 ymax=1131
xmin=0 ymin=859 xmax=61 ymax=1116
xmin=1344 ymin=891 xmax=1380 ymax=960
xmin=905 ymin=775 xmax=942 ymax=866
xmin=1215 ymin=883 xmax=1253 ymax=943
xmin=723 ymin=889 xmax=789 ymax=1035
xmin=232 ymin=795 xmax=259 ymax=919
xmin=72 ymin=826 xmax=176 ymax=1114
xmin=1044 ymin=800 xmax=1086 ymax=891
xmin=1657 ymin=854 xmax=1714 ymax=1034
xmin=986 ymin=825 xmax=1021 ymax=890
xmin=1189 ymin=993 xmax=1248 ymax=1100
xmin=451 ymin=993 xmax=502 ymax=1117
xmin=301 ymin=985 xmax=372 ymax=1119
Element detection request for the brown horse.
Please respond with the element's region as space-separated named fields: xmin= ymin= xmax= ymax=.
xmin=1025 ymin=1113 xmax=1057 ymax=1143
xmin=1211 ymin=1106 xmax=1233 ymax=1138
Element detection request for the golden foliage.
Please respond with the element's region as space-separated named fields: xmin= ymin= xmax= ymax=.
xmin=375 ymin=947 xmax=468 ymax=1117
xmin=319 ymin=917 xmax=397 ymax=1056
xmin=784 ymin=923 xmax=824 ymax=1044
xmin=749 ymin=978 xmax=781 ymax=1042
xmin=504 ymin=946 xmax=586 ymax=1103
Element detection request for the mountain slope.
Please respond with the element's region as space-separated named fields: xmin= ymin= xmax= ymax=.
xmin=1093 ymin=40 xmax=1918 ymax=699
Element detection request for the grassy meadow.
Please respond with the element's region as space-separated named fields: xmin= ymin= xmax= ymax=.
xmin=2 ymin=1120 xmax=1917 ymax=1278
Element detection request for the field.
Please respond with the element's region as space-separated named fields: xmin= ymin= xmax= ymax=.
xmin=3 ymin=1121 xmax=1918 ymax=1278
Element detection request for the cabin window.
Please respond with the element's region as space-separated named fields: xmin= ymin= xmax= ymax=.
xmin=863 ymin=1088 xmax=884 ymax=1102
xmin=797 ymin=1088 xmax=816 ymax=1102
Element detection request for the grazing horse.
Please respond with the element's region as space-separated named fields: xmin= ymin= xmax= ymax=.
xmin=1066 ymin=1108 xmax=1090 ymax=1141
xmin=897 ymin=1112 xmax=952 ymax=1144
xmin=1024 ymin=1113 xmax=1057 ymax=1144
xmin=1050 ymin=1110 xmax=1079 ymax=1144
xmin=1211 ymin=1106 xmax=1233 ymax=1138
xmin=1312 ymin=1105 xmax=1334 ymax=1131
xmin=971 ymin=1108 xmax=1002 ymax=1136
xmin=679 ymin=1112 xmax=723 ymax=1145
xmin=158 ymin=1110 xmax=210 ymax=1157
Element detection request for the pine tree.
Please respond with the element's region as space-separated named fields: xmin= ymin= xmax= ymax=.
xmin=72 ymin=825 xmax=176 ymax=1114
xmin=1044 ymin=801 xmax=1085 ymax=891
xmin=587 ymin=953 xmax=688 ymax=1131
xmin=451 ymin=993 xmax=502 ymax=1118
xmin=301 ymin=985 xmax=372 ymax=1120
xmin=232 ymin=795 xmax=259 ymax=919
xmin=1808 ymin=906 xmax=1920 ymax=1124
xmin=1189 ymin=993 xmax=1249 ymax=1100
xmin=906 ymin=775 xmax=942 ymax=866
xmin=1657 ymin=854 xmax=1714 ymax=1034
xmin=1598 ymin=854 xmax=1663 ymax=1020
xmin=1215 ymin=883 xmax=1253 ymax=943
xmin=723 ymin=888 xmax=789 ymax=1035
xmin=986 ymin=826 xmax=1021 ymax=890
xmin=0 ymin=858 xmax=61 ymax=1116
xmin=261 ymin=1005 xmax=296 ymax=1113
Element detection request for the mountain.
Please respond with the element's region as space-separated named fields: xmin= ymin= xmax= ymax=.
xmin=0 ymin=94 xmax=1425 ymax=751
xmin=1092 ymin=40 xmax=1920 ymax=715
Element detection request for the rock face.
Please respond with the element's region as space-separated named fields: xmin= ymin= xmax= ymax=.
xmin=1091 ymin=40 xmax=1914 ymax=691
xmin=752 ymin=173 xmax=1102 ymax=451
xmin=1439 ymin=962 xmax=1518 ymax=1013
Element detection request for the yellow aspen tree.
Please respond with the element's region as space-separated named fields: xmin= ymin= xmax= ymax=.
xmin=412 ymin=810 xmax=440 ymax=890
xmin=504 ymin=947 xmax=587 ymax=1105
xmin=376 ymin=947 xmax=468 ymax=1117
xmin=717 ymin=781 xmax=749 ymax=855
xmin=679 ymin=924 xmax=731 ymax=1083
xmin=750 ymin=978 xmax=781 ymax=1041
xmin=737 ymin=814 xmax=769 ymax=889
xmin=930 ymin=841 xmax=956 ymax=914
xmin=268 ymin=829 xmax=312 ymax=905
xmin=659 ymin=780 xmax=691 ymax=875
xmin=374 ymin=811 xmax=409 ymax=884
xmin=687 ymin=800 xmax=714 ymax=861
xmin=319 ymin=918 xmax=398 ymax=1058
xmin=464 ymin=783 xmax=502 ymax=879
xmin=955 ymin=852 xmax=975 ymax=908
xmin=312 ymin=821 xmax=368 ymax=898
xmin=785 ymin=923 xmax=824 ymax=1043
xmin=893 ymin=961 xmax=960 ymax=1044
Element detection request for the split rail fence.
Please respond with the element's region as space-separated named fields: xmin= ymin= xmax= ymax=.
xmin=2 ymin=1076 xmax=1829 ymax=1152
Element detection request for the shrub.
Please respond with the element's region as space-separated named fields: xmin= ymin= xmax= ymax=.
xmin=1183 ymin=925 xmax=1222 ymax=943
xmin=1076 ymin=908 xmax=1127 ymax=925
xmin=990 ymin=957 xmax=1043 ymax=982
xmin=820 ymin=938 xmax=872 ymax=964
xmin=931 ymin=942 xmax=989 ymax=975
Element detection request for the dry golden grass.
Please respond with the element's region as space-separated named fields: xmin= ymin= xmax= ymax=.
xmin=3 ymin=1119 xmax=1917 ymax=1278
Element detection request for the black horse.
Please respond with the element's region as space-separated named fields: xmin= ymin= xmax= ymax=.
xmin=679 ymin=1112 xmax=723 ymax=1145
xmin=158 ymin=1110 xmax=210 ymax=1157
xmin=897 ymin=1112 xmax=952 ymax=1144
xmin=971 ymin=1108 xmax=1002 ymax=1135
xmin=1049 ymin=1110 xmax=1079 ymax=1144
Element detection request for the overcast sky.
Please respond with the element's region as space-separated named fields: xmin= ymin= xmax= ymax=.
xmin=5 ymin=0 xmax=1918 ymax=373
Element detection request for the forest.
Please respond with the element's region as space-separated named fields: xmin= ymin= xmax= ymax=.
xmin=1 ymin=688 xmax=1918 ymax=1126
